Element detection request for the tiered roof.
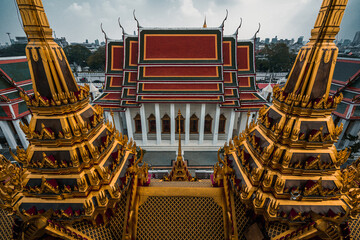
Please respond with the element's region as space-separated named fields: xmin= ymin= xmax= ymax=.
xmin=94 ymin=22 xmax=266 ymax=111
xmin=330 ymin=58 xmax=360 ymax=120
xmin=0 ymin=57 xmax=33 ymax=120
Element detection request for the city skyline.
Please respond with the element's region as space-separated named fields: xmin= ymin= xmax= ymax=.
xmin=0 ymin=0 xmax=359 ymax=45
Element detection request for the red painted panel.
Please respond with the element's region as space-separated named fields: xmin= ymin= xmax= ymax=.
xmin=144 ymin=35 xmax=217 ymax=60
xmin=239 ymin=93 xmax=258 ymax=100
xmin=140 ymin=96 xmax=221 ymax=100
xmin=0 ymin=58 xmax=27 ymax=65
xmin=112 ymin=46 xmax=124 ymax=70
xmin=237 ymin=47 xmax=249 ymax=71
xmin=110 ymin=77 xmax=122 ymax=87
xmin=103 ymin=92 xmax=122 ymax=100
xmin=224 ymin=72 xmax=233 ymax=83
xmin=143 ymin=66 xmax=218 ymax=77
xmin=223 ymin=42 xmax=231 ymax=66
xmin=238 ymin=77 xmax=251 ymax=87
xmin=142 ymin=83 xmax=219 ymax=91
xmin=130 ymin=42 xmax=138 ymax=66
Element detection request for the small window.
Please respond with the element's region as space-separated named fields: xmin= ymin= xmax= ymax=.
xmin=148 ymin=114 xmax=156 ymax=133
xmin=204 ymin=114 xmax=213 ymax=134
xmin=134 ymin=113 xmax=142 ymax=133
xmin=219 ymin=114 xmax=226 ymax=133
xmin=175 ymin=114 xmax=185 ymax=133
xmin=190 ymin=114 xmax=199 ymax=133
xmin=162 ymin=114 xmax=170 ymax=133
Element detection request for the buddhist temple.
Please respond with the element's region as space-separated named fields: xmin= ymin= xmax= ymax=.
xmin=0 ymin=0 xmax=360 ymax=239
xmin=94 ymin=11 xmax=266 ymax=151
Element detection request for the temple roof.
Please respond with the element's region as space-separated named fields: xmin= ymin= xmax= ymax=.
xmin=0 ymin=56 xmax=33 ymax=120
xmin=329 ymin=58 xmax=360 ymax=120
xmin=94 ymin=27 xmax=266 ymax=110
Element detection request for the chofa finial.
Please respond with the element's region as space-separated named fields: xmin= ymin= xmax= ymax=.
xmin=220 ymin=9 xmax=228 ymax=28
xmin=253 ymin=22 xmax=261 ymax=39
xmin=100 ymin=23 xmax=109 ymax=40
xmin=118 ymin=17 xmax=127 ymax=36
xmin=133 ymin=9 xmax=141 ymax=28
xmin=234 ymin=18 xmax=243 ymax=36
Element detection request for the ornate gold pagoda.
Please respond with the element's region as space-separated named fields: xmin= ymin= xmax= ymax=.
xmin=213 ymin=0 xmax=360 ymax=238
xmin=168 ymin=110 xmax=192 ymax=181
xmin=0 ymin=0 xmax=148 ymax=239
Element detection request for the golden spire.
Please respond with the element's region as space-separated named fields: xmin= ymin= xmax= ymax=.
xmin=16 ymin=0 xmax=79 ymax=101
xmin=283 ymin=0 xmax=348 ymax=101
xmin=203 ymin=16 xmax=207 ymax=28
xmin=167 ymin=110 xmax=192 ymax=181
xmin=177 ymin=109 xmax=182 ymax=160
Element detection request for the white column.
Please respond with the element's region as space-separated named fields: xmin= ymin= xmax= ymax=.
xmin=212 ymin=104 xmax=221 ymax=145
xmin=227 ymin=110 xmax=236 ymax=142
xmin=105 ymin=111 xmax=112 ymax=124
xmin=13 ymin=119 xmax=28 ymax=148
xmin=25 ymin=114 xmax=31 ymax=124
xmin=140 ymin=104 xmax=147 ymax=145
xmin=238 ymin=112 xmax=248 ymax=134
xmin=170 ymin=104 xmax=175 ymax=145
xmin=185 ymin=104 xmax=190 ymax=145
xmin=0 ymin=121 xmax=17 ymax=149
xmin=155 ymin=104 xmax=161 ymax=144
xmin=199 ymin=104 xmax=206 ymax=144
xmin=113 ymin=112 xmax=123 ymax=134
xmin=125 ymin=108 xmax=134 ymax=140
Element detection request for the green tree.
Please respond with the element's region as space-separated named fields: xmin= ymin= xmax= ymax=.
xmin=87 ymin=46 xmax=106 ymax=71
xmin=256 ymin=43 xmax=296 ymax=72
xmin=0 ymin=44 xmax=26 ymax=57
xmin=63 ymin=45 xmax=91 ymax=67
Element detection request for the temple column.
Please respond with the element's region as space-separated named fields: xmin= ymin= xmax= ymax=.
xmin=227 ymin=110 xmax=236 ymax=142
xmin=212 ymin=104 xmax=221 ymax=145
xmin=185 ymin=104 xmax=190 ymax=145
xmin=155 ymin=104 xmax=161 ymax=144
xmin=113 ymin=112 xmax=123 ymax=134
xmin=238 ymin=112 xmax=248 ymax=134
xmin=125 ymin=108 xmax=134 ymax=140
xmin=0 ymin=121 xmax=17 ymax=149
xmin=199 ymin=104 xmax=206 ymax=144
xmin=25 ymin=114 xmax=31 ymax=124
xmin=170 ymin=104 xmax=175 ymax=145
xmin=140 ymin=104 xmax=147 ymax=145
xmin=13 ymin=119 xmax=28 ymax=148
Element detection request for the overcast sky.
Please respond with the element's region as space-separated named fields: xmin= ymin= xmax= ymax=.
xmin=0 ymin=0 xmax=359 ymax=44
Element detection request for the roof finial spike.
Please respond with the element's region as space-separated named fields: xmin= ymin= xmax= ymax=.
xmin=118 ymin=17 xmax=127 ymax=36
xmin=203 ymin=15 xmax=207 ymax=28
xmin=100 ymin=23 xmax=109 ymax=40
xmin=220 ymin=9 xmax=228 ymax=28
xmin=234 ymin=17 xmax=243 ymax=36
xmin=253 ymin=22 xmax=261 ymax=39
xmin=133 ymin=9 xmax=141 ymax=29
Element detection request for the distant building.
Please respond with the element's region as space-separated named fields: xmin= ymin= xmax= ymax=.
xmin=54 ymin=37 xmax=69 ymax=48
xmin=343 ymin=39 xmax=351 ymax=46
xmin=297 ymin=36 xmax=304 ymax=44
xmin=264 ymin=38 xmax=270 ymax=44
xmin=95 ymin=39 xmax=99 ymax=46
xmin=271 ymin=36 xmax=278 ymax=44
xmin=352 ymin=31 xmax=360 ymax=46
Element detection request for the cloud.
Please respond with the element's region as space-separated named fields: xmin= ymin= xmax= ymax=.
xmin=180 ymin=0 xmax=201 ymax=17
xmin=67 ymin=2 xmax=92 ymax=17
